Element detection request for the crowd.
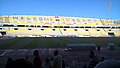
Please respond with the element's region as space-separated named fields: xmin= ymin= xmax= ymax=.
xmin=5 ymin=50 xmax=65 ymax=68
xmin=5 ymin=47 xmax=120 ymax=68
xmin=82 ymin=48 xmax=120 ymax=68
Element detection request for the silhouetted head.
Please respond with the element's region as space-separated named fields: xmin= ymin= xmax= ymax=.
xmin=33 ymin=50 xmax=39 ymax=56
xmin=54 ymin=50 xmax=58 ymax=56
xmin=101 ymin=56 xmax=105 ymax=62
xmin=7 ymin=58 xmax=13 ymax=63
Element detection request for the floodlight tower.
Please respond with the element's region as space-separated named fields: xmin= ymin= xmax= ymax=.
xmin=107 ymin=0 xmax=111 ymax=20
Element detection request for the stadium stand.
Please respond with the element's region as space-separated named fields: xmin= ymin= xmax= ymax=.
xmin=88 ymin=28 xmax=102 ymax=36
xmin=77 ymin=28 xmax=90 ymax=36
xmin=66 ymin=28 xmax=78 ymax=35
xmin=0 ymin=15 xmax=120 ymax=37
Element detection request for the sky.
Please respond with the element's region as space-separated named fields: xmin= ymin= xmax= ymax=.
xmin=0 ymin=0 xmax=120 ymax=19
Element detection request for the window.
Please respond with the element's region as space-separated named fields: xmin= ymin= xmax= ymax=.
xmin=41 ymin=29 xmax=44 ymax=31
xmin=44 ymin=18 xmax=46 ymax=20
xmin=108 ymin=33 xmax=114 ymax=36
xmin=26 ymin=25 xmax=29 ymax=27
xmin=17 ymin=25 xmax=25 ymax=27
xmin=3 ymin=24 xmax=14 ymax=27
xmin=42 ymin=26 xmax=49 ymax=28
xmin=85 ymin=29 xmax=88 ymax=31
xmin=97 ymin=29 xmax=100 ymax=31
xmin=37 ymin=25 xmax=41 ymax=27
xmin=27 ymin=17 xmax=30 ymax=20
xmin=64 ymin=26 xmax=70 ymax=28
xmin=85 ymin=26 xmax=91 ymax=28
xmin=0 ymin=28 xmax=2 ymax=30
xmin=14 ymin=28 xmax=18 ymax=30
xmin=72 ymin=19 xmax=75 ymax=22
xmin=53 ymin=29 xmax=55 ymax=31
xmin=28 ymin=28 xmax=31 ymax=30
xmin=54 ymin=26 xmax=58 ymax=28
xmin=112 ymin=27 xmax=115 ymax=28
xmin=39 ymin=17 xmax=43 ymax=21
xmin=64 ymin=29 xmax=66 ymax=31
xmin=60 ymin=26 xmax=63 ymax=28
xmin=21 ymin=17 xmax=24 ymax=20
xmin=74 ymin=29 xmax=77 ymax=31
xmin=0 ymin=32 xmax=6 ymax=35
xmin=91 ymin=27 xmax=96 ymax=28
xmin=13 ymin=17 xmax=18 ymax=19
xmin=56 ymin=19 xmax=60 ymax=21
xmin=75 ymin=26 xmax=79 ymax=28
xmin=96 ymin=27 xmax=103 ymax=28
xmin=30 ymin=25 xmax=34 ymax=27
xmin=105 ymin=27 xmax=110 ymax=28
xmin=54 ymin=26 xmax=62 ymax=28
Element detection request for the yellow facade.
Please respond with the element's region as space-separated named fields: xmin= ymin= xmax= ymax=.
xmin=0 ymin=15 xmax=120 ymax=37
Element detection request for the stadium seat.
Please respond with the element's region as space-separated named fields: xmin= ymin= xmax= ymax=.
xmin=89 ymin=29 xmax=102 ymax=36
xmin=77 ymin=28 xmax=90 ymax=35
xmin=99 ymin=29 xmax=108 ymax=36
xmin=17 ymin=21 xmax=28 ymax=24
xmin=59 ymin=28 xmax=68 ymax=36
xmin=114 ymin=32 xmax=120 ymax=37
xmin=40 ymin=28 xmax=61 ymax=36
xmin=66 ymin=28 xmax=79 ymax=35
xmin=112 ymin=29 xmax=120 ymax=37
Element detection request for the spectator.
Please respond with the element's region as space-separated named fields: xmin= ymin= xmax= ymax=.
xmin=88 ymin=57 xmax=98 ymax=68
xmin=5 ymin=58 xmax=13 ymax=68
xmin=89 ymin=50 xmax=95 ymax=58
xmin=43 ymin=58 xmax=51 ymax=68
xmin=7 ymin=58 xmax=13 ymax=64
xmin=82 ymin=62 xmax=87 ymax=68
xmin=97 ymin=46 xmax=100 ymax=51
xmin=5 ymin=58 xmax=33 ymax=68
xmin=52 ymin=50 xmax=62 ymax=68
xmin=100 ymin=56 xmax=105 ymax=62
xmin=50 ymin=57 xmax=54 ymax=68
xmin=95 ymin=59 xmax=120 ymax=68
xmin=33 ymin=50 xmax=42 ymax=68
xmin=88 ymin=58 xmax=95 ymax=68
